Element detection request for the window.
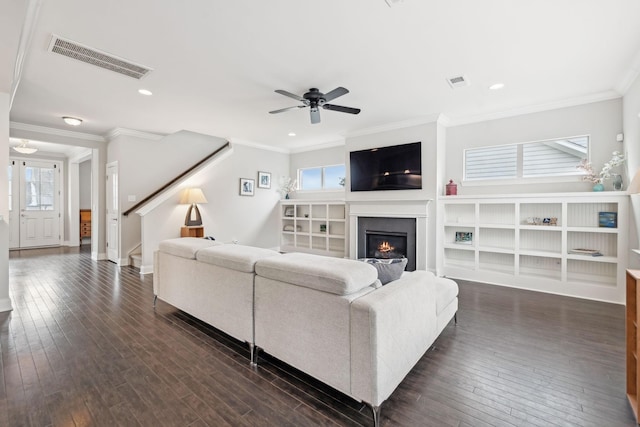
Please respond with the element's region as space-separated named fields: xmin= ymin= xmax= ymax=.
xmin=464 ymin=135 xmax=588 ymax=182
xmin=298 ymin=164 xmax=346 ymax=191
xmin=24 ymin=166 xmax=56 ymax=211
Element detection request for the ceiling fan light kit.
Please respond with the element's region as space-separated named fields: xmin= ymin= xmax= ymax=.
xmin=270 ymin=87 xmax=360 ymax=124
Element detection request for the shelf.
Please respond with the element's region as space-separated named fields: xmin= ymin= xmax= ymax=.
xmin=439 ymin=194 xmax=627 ymax=303
xmin=280 ymin=201 xmax=346 ymax=258
xmin=519 ymin=225 xmax=562 ymax=231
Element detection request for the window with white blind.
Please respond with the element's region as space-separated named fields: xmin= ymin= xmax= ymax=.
xmin=464 ymin=135 xmax=588 ymax=182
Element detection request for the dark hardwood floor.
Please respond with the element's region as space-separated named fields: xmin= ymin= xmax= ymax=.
xmin=0 ymin=245 xmax=636 ymax=426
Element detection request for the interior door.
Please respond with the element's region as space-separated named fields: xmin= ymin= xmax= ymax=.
xmin=106 ymin=162 xmax=119 ymax=263
xmin=19 ymin=160 xmax=61 ymax=248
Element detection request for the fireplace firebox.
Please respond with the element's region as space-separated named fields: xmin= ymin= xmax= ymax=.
xmin=366 ymin=231 xmax=408 ymax=260
xmin=357 ymin=217 xmax=416 ymax=271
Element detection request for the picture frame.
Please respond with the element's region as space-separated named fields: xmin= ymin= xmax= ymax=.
xmin=284 ymin=207 xmax=294 ymax=217
xmin=239 ymin=178 xmax=255 ymax=196
xmin=258 ymin=171 xmax=271 ymax=189
xmin=454 ymin=231 xmax=473 ymax=245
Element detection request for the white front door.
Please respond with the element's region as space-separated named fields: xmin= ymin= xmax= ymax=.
xmin=18 ymin=160 xmax=61 ymax=248
xmin=106 ymin=162 xmax=119 ymax=263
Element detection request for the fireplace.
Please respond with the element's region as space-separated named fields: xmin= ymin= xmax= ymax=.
xmin=357 ymin=216 xmax=416 ymax=271
xmin=366 ymin=231 xmax=407 ymax=260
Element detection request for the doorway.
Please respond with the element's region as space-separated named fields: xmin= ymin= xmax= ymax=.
xmin=9 ymin=159 xmax=62 ymax=248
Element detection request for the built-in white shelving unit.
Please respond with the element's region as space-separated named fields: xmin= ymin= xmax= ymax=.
xmin=438 ymin=192 xmax=629 ymax=303
xmin=280 ymin=200 xmax=346 ymax=257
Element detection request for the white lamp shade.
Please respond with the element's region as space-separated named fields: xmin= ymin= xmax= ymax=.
xmin=181 ymin=188 xmax=208 ymax=204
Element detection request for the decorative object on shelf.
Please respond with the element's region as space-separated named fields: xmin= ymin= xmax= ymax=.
xmin=320 ymin=224 xmax=327 ymax=233
xmin=577 ymin=151 xmax=625 ymax=190
xmin=278 ymin=176 xmax=297 ymax=199
xmin=454 ymin=231 xmax=473 ymax=245
xmin=612 ymin=174 xmax=623 ymax=191
xmin=568 ymin=248 xmax=603 ymax=257
xmin=240 ymin=178 xmax=255 ymax=196
xmin=258 ymin=171 xmax=271 ymax=189
xmin=181 ymin=188 xmax=208 ymax=226
xmin=284 ymin=207 xmax=294 ymax=217
xmin=525 ymin=217 xmax=557 ymax=226
xmin=445 ymin=179 xmax=458 ymax=196
xmin=338 ymin=177 xmax=345 ymax=187
xmin=598 ymin=211 xmax=618 ymax=228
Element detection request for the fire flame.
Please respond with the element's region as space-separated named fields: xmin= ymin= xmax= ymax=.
xmin=378 ymin=241 xmax=394 ymax=253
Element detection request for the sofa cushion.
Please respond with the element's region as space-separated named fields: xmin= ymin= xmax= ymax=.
xmin=197 ymin=244 xmax=280 ymax=273
xmin=255 ymin=252 xmax=378 ymax=295
xmin=158 ymin=238 xmax=222 ymax=259
xmin=435 ymin=277 xmax=459 ymax=315
xmin=360 ymin=258 xmax=408 ymax=285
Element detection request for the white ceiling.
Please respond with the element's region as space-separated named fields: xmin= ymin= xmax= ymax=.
xmin=7 ymin=0 xmax=640 ymax=151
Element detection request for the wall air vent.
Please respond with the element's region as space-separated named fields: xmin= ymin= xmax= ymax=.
xmin=447 ymin=75 xmax=470 ymax=89
xmin=48 ymin=34 xmax=153 ymax=79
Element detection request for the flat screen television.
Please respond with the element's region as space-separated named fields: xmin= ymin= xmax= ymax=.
xmin=350 ymin=141 xmax=422 ymax=192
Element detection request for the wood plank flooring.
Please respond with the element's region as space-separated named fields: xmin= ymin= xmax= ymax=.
xmin=0 ymin=245 xmax=637 ymax=426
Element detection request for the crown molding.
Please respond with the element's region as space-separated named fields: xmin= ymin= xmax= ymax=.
xmin=105 ymin=127 xmax=164 ymax=141
xmin=10 ymin=121 xmax=105 ymax=142
xmin=229 ymin=138 xmax=290 ymax=154
xmin=446 ymin=90 xmax=622 ymax=127
xmin=288 ymin=138 xmax=346 ymax=154
xmin=346 ymin=114 xmax=441 ymax=139
xmin=615 ymin=49 xmax=640 ymax=95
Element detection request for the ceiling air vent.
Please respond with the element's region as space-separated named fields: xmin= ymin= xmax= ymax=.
xmin=48 ymin=34 xmax=153 ymax=79
xmin=447 ymin=75 xmax=470 ymax=89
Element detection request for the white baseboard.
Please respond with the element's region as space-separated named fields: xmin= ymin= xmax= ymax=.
xmin=0 ymin=297 xmax=13 ymax=313
xmin=118 ymin=257 xmax=130 ymax=266
xmin=140 ymin=264 xmax=153 ymax=275
xmin=91 ymin=252 xmax=108 ymax=261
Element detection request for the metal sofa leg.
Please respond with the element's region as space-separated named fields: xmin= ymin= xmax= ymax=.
xmin=454 ymin=312 xmax=457 ymax=325
xmin=368 ymin=403 xmax=381 ymax=427
xmin=153 ymin=294 xmax=157 ymax=308
xmin=250 ymin=344 xmax=260 ymax=368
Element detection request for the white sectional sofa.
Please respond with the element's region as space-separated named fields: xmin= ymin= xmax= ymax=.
xmin=154 ymin=238 xmax=458 ymax=426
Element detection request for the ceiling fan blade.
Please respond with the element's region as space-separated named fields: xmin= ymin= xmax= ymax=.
xmin=323 ymin=104 xmax=361 ymax=114
xmin=275 ymin=89 xmax=304 ymax=102
xmin=269 ymin=105 xmax=306 ymax=114
xmin=323 ymin=87 xmax=349 ymax=102
xmin=310 ymin=108 xmax=321 ymax=124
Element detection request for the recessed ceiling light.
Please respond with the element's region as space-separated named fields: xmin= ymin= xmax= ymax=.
xmin=138 ymin=89 xmax=153 ymax=96
xmin=62 ymin=116 xmax=82 ymax=126
xmin=288 ymin=132 xmax=296 ymax=137
xmin=489 ymin=83 xmax=505 ymax=90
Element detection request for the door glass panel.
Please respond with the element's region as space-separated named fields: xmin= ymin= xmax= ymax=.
xmin=24 ymin=166 xmax=56 ymax=211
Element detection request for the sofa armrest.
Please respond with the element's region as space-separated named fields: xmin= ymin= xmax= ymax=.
xmin=350 ymin=271 xmax=438 ymax=407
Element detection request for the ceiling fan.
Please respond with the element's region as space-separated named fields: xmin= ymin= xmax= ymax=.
xmin=269 ymin=87 xmax=361 ymax=124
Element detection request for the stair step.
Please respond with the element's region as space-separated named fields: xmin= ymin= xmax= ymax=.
xmin=130 ymin=254 xmax=142 ymax=268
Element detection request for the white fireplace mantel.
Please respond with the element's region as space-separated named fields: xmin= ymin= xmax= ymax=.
xmin=348 ymin=199 xmax=432 ymax=270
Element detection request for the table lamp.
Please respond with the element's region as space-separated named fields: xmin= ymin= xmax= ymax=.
xmin=181 ymin=188 xmax=208 ymax=226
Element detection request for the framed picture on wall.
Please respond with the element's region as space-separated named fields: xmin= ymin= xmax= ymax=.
xmin=258 ymin=171 xmax=271 ymax=189
xmin=240 ymin=178 xmax=255 ymax=196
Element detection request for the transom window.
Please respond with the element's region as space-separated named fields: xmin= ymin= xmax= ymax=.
xmin=298 ymin=164 xmax=346 ymax=190
xmin=464 ymin=135 xmax=589 ymax=181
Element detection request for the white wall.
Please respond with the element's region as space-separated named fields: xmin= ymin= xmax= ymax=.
xmin=79 ymin=160 xmax=91 ymax=210
xmin=346 ymin=122 xmax=439 ymax=270
xmin=623 ymin=74 xmax=640 ymax=268
xmin=107 ymin=130 xmax=228 ymax=261
xmin=289 ymin=144 xmax=346 ymax=200
xmin=138 ymin=143 xmax=289 ymax=270
xmin=446 ymin=99 xmax=624 ymax=195
xmin=0 ymin=92 xmax=10 ymax=312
